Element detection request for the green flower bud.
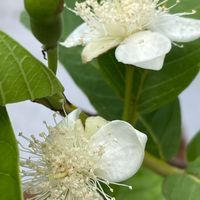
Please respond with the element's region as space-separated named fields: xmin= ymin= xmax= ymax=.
xmin=24 ymin=0 xmax=64 ymax=49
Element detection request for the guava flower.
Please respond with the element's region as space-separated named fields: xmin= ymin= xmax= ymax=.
xmin=19 ymin=110 xmax=147 ymax=200
xmin=62 ymin=0 xmax=200 ymax=70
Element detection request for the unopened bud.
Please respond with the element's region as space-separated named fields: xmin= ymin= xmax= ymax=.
xmin=24 ymin=0 xmax=64 ymax=49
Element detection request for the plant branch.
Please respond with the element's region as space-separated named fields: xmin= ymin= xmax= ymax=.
xmin=131 ymin=70 xmax=148 ymax=124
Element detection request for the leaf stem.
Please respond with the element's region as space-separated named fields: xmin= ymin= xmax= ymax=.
xmin=122 ymin=65 xmax=134 ymax=121
xmin=47 ymin=46 xmax=58 ymax=74
xmin=144 ymin=151 xmax=185 ymax=177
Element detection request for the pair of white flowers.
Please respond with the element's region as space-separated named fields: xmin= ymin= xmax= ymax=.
xmin=21 ymin=109 xmax=147 ymax=200
xmin=63 ymin=0 xmax=200 ymax=70
xmin=21 ymin=0 xmax=200 ymax=199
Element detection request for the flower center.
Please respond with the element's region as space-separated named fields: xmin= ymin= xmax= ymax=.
xmin=74 ymin=0 xmax=158 ymax=39
xmin=20 ymin=124 xmax=126 ymax=200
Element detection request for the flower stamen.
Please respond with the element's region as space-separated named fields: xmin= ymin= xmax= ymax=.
xmin=19 ymin=120 xmax=131 ymax=200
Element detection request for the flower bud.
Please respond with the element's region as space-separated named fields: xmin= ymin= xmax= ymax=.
xmin=24 ymin=0 xmax=64 ymax=49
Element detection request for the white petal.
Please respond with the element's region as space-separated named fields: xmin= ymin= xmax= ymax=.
xmin=61 ymin=23 xmax=93 ymax=47
xmin=85 ymin=116 xmax=108 ymax=138
xmin=90 ymin=121 xmax=147 ymax=182
xmin=134 ymin=55 xmax=166 ymax=70
xmin=82 ymin=37 xmax=121 ymax=63
xmin=115 ymin=31 xmax=171 ymax=70
xmin=56 ymin=109 xmax=81 ymax=129
xmin=150 ymin=14 xmax=200 ymax=42
xmin=68 ymin=109 xmax=82 ymax=123
xmin=134 ymin=128 xmax=148 ymax=148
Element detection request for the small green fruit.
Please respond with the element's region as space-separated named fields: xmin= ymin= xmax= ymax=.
xmin=24 ymin=0 xmax=64 ymax=49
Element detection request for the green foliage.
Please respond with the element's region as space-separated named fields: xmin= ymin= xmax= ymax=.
xmin=163 ymin=175 xmax=200 ymax=200
xmin=137 ymin=99 xmax=181 ymax=160
xmin=97 ymin=50 xmax=126 ymax=99
xmin=0 ymin=107 xmax=22 ymax=200
xmin=187 ymin=131 xmax=200 ymax=162
xmin=97 ymin=48 xmax=200 ymax=113
xmin=187 ymin=157 xmax=200 ymax=177
xmin=113 ymin=168 xmax=163 ymax=200
xmin=0 ymin=31 xmax=64 ymax=106
xmin=59 ymin=46 xmax=123 ymax=119
xmin=169 ymin=0 xmax=200 ymax=18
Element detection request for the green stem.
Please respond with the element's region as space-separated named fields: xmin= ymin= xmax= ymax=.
xmin=122 ymin=65 xmax=134 ymax=121
xmin=45 ymin=46 xmax=75 ymax=114
xmin=131 ymin=70 xmax=148 ymax=124
xmin=122 ymin=66 xmax=184 ymax=177
xmin=47 ymin=46 xmax=58 ymax=74
xmin=144 ymin=151 xmax=185 ymax=177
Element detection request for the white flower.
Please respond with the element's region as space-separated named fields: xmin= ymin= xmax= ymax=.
xmin=20 ymin=109 xmax=147 ymax=200
xmin=62 ymin=0 xmax=200 ymax=70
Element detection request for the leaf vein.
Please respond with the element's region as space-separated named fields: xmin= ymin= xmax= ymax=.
xmin=0 ymin=39 xmax=35 ymax=99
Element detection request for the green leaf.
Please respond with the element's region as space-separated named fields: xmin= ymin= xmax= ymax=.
xmin=136 ymin=98 xmax=181 ymax=160
xmin=169 ymin=0 xmax=200 ymax=18
xmin=187 ymin=157 xmax=200 ymax=178
xmin=97 ymin=50 xmax=125 ymax=98
xmin=97 ymin=41 xmax=200 ymax=113
xmin=112 ymin=168 xmax=163 ymax=200
xmin=59 ymin=46 xmax=123 ymax=119
xmin=187 ymin=131 xmax=200 ymax=162
xmin=0 ymin=106 xmax=22 ymax=200
xmin=163 ymin=175 xmax=200 ymax=200
xmin=0 ymin=31 xmax=64 ymax=106
xmin=139 ymin=46 xmax=200 ymax=113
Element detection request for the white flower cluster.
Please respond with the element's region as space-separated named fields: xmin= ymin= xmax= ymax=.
xmin=63 ymin=0 xmax=200 ymax=70
xmin=20 ymin=110 xmax=147 ymax=200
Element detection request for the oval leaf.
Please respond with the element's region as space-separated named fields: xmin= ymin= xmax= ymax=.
xmin=187 ymin=157 xmax=200 ymax=177
xmin=59 ymin=46 xmax=123 ymax=119
xmin=112 ymin=168 xmax=163 ymax=200
xmin=137 ymin=98 xmax=181 ymax=160
xmin=0 ymin=31 xmax=64 ymax=105
xmin=0 ymin=106 xmax=22 ymax=199
xmin=187 ymin=131 xmax=200 ymax=162
xmin=163 ymin=175 xmax=200 ymax=200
